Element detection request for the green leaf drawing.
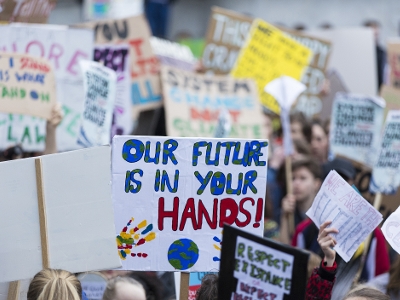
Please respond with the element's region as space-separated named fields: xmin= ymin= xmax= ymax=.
xmin=179 ymin=252 xmax=191 ymax=260
xmin=168 ymin=248 xmax=178 ymax=255
xmin=173 ymin=240 xmax=184 ymax=247
xmin=188 ymin=242 xmax=199 ymax=254
xmin=169 ymin=259 xmax=183 ymax=270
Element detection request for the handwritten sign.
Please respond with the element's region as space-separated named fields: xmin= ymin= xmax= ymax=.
xmin=202 ymin=6 xmax=253 ymax=74
xmin=231 ymin=19 xmax=312 ymax=114
xmin=0 ymin=23 xmax=94 ymax=151
xmin=388 ymin=41 xmax=400 ymax=90
xmin=78 ymin=60 xmax=116 ymax=147
xmin=0 ymin=0 xmax=56 ymax=23
xmin=382 ymin=206 xmax=400 ymax=254
xmin=281 ymin=29 xmax=331 ymax=117
xmin=112 ymin=136 xmax=268 ymax=271
xmin=161 ymin=66 xmax=265 ymax=139
xmin=81 ymin=15 xmax=162 ymax=114
xmin=307 ymin=170 xmax=382 ymax=262
xmin=0 ymin=52 xmax=56 ymax=119
xmin=330 ymin=93 xmax=385 ymax=168
xmin=150 ymin=37 xmax=197 ymax=71
xmin=218 ymin=225 xmax=309 ymax=300
xmin=94 ymin=44 xmax=133 ymax=136
xmin=370 ymin=110 xmax=400 ymax=194
xmin=0 ymin=146 xmax=120 ymax=282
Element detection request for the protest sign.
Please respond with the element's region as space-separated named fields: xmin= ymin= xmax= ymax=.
xmin=307 ymin=28 xmax=377 ymax=96
xmin=388 ymin=41 xmax=400 ymax=90
xmin=370 ymin=110 xmax=400 ymax=194
xmin=78 ymin=60 xmax=116 ymax=147
xmin=382 ymin=206 xmax=400 ymax=254
xmin=219 ymin=225 xmax=309 ymax=300
xmin=202 ymin=6 xmax=253 ymax=74
xmin=94 ymin=44 xmax=133 ymax=136
xmin=112 ymin=136 xmax=268 ymax=271
xmin=0 ymin=146 xmax=121 ymax=282
xmin=0 ymin=0 xmax=56 ymax=23
xmin=80 ymin=15 xmax=162 ymax=114
xmin=0 ymin=23 xmax=94 ymax=151
xmin=161 ymin=66 xmax=266 ymax=139
xmin=77 ymin=273 xmax=108 ymax=300
xmin=281 ymin=29 xmax=332 ymax=117
xmin=231 ymin=19 xmax=312 ymax=115
xmin=150 ymin=37 xmax=197 ymax=72
xmin=0 ymin=52 xmax=56 ymax=119
xmin=307 ymin=170 xmax=382 ymax=262
xmin=330 ymin=93 xmax=385 ymax=168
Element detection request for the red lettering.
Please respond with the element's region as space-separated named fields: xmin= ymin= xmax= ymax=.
xmin=129 ymin=39 xmax=144 ymax=56
xmin=197 ymin=199 xmax=218 ymax=229
xmin=219 ymin=198 xmax=238 ymax=227
xmin=158 ymin=197 xmax=179 ymax=231
xmin=236 ymin=197 xmax=254 ymax=227
xmin=179 ymin=198 xmax=198 ymax=231
xmin=20 ymin=57 xmax=50 ymax=73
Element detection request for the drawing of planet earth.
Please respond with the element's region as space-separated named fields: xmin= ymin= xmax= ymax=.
xmin=167 ymin=238 xmax=199 ymax=270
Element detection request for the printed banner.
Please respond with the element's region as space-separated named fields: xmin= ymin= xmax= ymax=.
xmin=330 ymin=93 xmax=385 ymax=168
xmin=161 ymin=66 xmax=266 ymax=139
xmin=218 ymin=225 xmax=309 ymax=300
xmin=231 ymin=19 xmax=312 ymax=115
xmin=202 ymin=6 xmax=253 ymax=74
xmin=281 ymin=29 xmax=332 ymax=117
xmin=0 ymin=23 xmax=94 ymax=151
xmin=0 ymin=0 xmax=56 ymax=23
xmin=370 ymin=110 xmax=400 ymax=194
xmin=78 ymin=60 xmax=116 ymax=147
xmin=0 ymin=52 xmax=56 ymax=119
xmin=0 ymin=146 xmax=120 ymax=282
xmin=94 ymin=44 xmax=133 ymax=136
xmin=112 ymin=136 xmax=269 ymax=272
xmin=80 ymin=15 xmax=162 ymax=114
xmin=307 ymin=170 xmax=382 ymax=262
xmin=388 ymin=41 xmax=400 ymax=90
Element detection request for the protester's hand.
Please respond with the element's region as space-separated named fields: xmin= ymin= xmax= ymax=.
xmin=269 ymin=146 xmax=285 ymax=169
xmin=320 ymin=78 xmax=331 ymax=97
xmin=318 ymin=221 xmax=338 ymax=267
xmin=47 ymin=103 xmax=63 ymax=129
xmin=281 ymin=194 xmax=296 ymax=215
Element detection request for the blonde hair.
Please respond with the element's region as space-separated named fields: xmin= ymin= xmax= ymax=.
xmin=102 ymin=277 xmax=144 ymax=300
xmin=27 ymin=269 xmax=82 ymax=300
xmin=344 ymin=284 xmax=390 ymax=300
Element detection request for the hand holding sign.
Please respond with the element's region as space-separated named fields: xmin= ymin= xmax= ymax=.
xmin=318 ymin=221 xmax=338 ymax=267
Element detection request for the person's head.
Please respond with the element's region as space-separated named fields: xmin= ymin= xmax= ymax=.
xmin=311 ymin=120 xmax=329 ymax=163
xmin=102 ymin=277 xmax=146 ymax=300
xmin=322 ymin=157 xmax=356 ymax=185
xmin=292 ymin=158 xmax=322 ymax=204
xmin=195 ymin=274 xmax=218 ymax=300
xmin=1 ymin=145 xmax=23 ymax=161
xmin=292 ymin=138 xmax=312 ymax=162
xmin=363 ymin=20 xmax=381 ymax=43
xmin=344 ymin=285 xmax=389 ymax=300
xmin=262 ymin=109 xmax=274 ymax=140
xmin=386 ymin=255 xmax=400 ymax=297
xmin=290 ymin=112 xmax=311 ymax=144
xmin=27 ymin=269 xmax=82 ymax=300
xmin=129 ymin=272 xmax=163 ymax=300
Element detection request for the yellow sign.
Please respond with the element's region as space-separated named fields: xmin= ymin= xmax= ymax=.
xmin=231 ymin=19 xmax=313 ymax=114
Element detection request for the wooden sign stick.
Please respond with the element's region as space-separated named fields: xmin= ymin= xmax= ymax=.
xmin=179 ymin=272 xmax=190 ymax=300
xmin=35 ymin=158 xmax=50 ymax=269
xmin=7 ymin=281 xmax=20 ymax=300
xmin=285 ymin=156 xmax=295 ymax=236
xmin=352 ymin=192 xmax=382 ymax=285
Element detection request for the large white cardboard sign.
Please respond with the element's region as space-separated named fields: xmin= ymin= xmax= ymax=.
xmin=370 ymin=110 xmax=400 ymax=194
xmin=0 ymin=23 xmax=94 ymax=151
xmin=0 ymin=146 xmax=121 ymax=283
xmin=307 ymin=171 xmax=382 ymax=262
xmin=78 ymin=60 xmax=116 ymax=147
xmin=382 ymin=206 xmax=400 ymax=254
xmin=112 ymin=136 xmax=268 ymax=272
xmin=330 ymin=93 xmax=385 ymax=168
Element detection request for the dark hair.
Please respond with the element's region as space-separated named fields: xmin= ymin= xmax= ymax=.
xmin=312 ymin=119 xmax=329 ymax=135
xmin=292 ymin=158 xmax=322 ymax=179
xmin=290 ymin=112 xmax=312 ymax=143
xmin=1 ymin=145 xmax=23 ymax=161
xmin=196 ymin=274 xmax=218 ymax=300
xmin=363 ymin=20 xmax=381 ymax=28
xmin=344 ymin=285 xmax=389 ymax=300
xmin=386 ymin=256 xmax=400 ymax=297
xmin=293 ymin=138 xmax=312 ymax=156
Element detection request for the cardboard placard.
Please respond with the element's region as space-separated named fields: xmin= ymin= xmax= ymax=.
xmin=370 ymin=110 xmax=400 ymax=194
xmin=307 ymin=171 xmax=382 ymax=262
xmin=112 ymin=136 xmax=268 ymax=272
xmin=78 ymin=60 xmax=116 ymax=147
xmin=330 ymin=93 xmax=385 ymax=168
xmin=231 ymin=20 xmax=313 ymax=115
xmin=218 ymin=225 xmax=309 ymax=300
xmin=161 ymin=66 xmax=266 ymax=139
xmin=0 ymin=0 xmax=56 ymax=23
xmin=202 ymin=6 xmax=253 ymax=75
xmin=150 ymin=37 xmax=197 ymax=72
xmin=382 ymin=206 xmax=400 ymax=254
xmin=0 ymin=146 xmax=121 ymax=282
xmin=387 ymin=41 xmax=400 ymax=90
xmin=94 ymin=44 xmax=133 ymax=136
xmin=281 ymin=29 xmax=332 ymax=117
xmin=0 ymin=23 xmax=94 ymax=151
xmin=380 ymin=85 xmax=400 ymax=118
xmin=0 ymin=52 xmax=56 ymax=119
xmin=80 ymin=15 xmax=162 ymax=114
